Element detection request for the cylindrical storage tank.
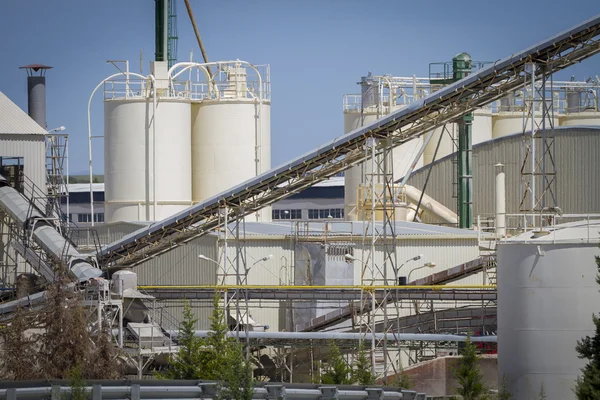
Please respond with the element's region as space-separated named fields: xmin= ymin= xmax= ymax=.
xmin=492 ymin=111 xmax=558 ymax=139
xmin=104 ymin=98 xmax=192 ymax=222
xmin=191 ymin=100 xmax=271 ymax=222
xmin=423 ymin=122 xmax=456 ymax=165
xmin=559 ymin=111 xmax=600 ymax=126
xmin=497 ymin=223 xmax=600 ymax=399
xmin=472 ymin=108 xmax=493 ymax=145
xmin=343 ymin=109 xmax=422 ymax=221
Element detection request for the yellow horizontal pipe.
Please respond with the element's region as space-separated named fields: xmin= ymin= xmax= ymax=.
xmin=138 ymin=285 xmax=496 ymax=290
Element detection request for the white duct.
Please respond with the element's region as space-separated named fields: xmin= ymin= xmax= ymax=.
xmin=403 ymin=185 xmax=458 ymax=225
xmin=495 ymin=163 xmax=506 ymax=238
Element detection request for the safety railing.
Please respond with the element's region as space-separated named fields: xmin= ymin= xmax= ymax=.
xmin=477 ymin=213 xmax=600 ymax=244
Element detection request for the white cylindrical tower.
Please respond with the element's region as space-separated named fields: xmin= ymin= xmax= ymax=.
xmin=191 ymin=64 xmax=271 ymax=221
xmin=497 ymin=221 xmax=600 ymax=399
xmin=472 ymin=108 xmax=493 ymax=145
xmin=104 ymin=97 xmax=192 ymax=223
xmin=423 ymin=123 xmax=456 ymax=165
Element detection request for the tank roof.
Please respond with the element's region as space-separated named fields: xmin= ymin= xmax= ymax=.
xmin=502 ymin=218 xmax=600 ymax=243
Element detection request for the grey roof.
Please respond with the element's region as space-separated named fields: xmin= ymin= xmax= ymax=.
xmin=0 ymin=91 xmax=47 ymax=135
xmin=209 ymin=220 xmax=478 ymax=238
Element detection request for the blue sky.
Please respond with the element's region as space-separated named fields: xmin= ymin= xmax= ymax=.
xmin=0 ymin=1 xmax=598 ymax=174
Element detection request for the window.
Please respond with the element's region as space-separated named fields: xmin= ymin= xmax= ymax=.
xmin=272 ymin=209 xmax=301 ymax=220
xmin=308 ymin=208 xmax=344 ymax=220
xmin=77 ymin=213 xmax=104 ymax=223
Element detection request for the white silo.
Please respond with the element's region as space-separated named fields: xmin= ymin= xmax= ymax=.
xmin=423 ymin=123 xmax=456 ymax=165
xmin=559 ymin=87 xmax=600 ymax=126
xmin=343 ymin=75 xmax=423 ymax=221
xmin=493 ymin=93 xmax=558 ymax=139
xmin=191 ymin=63 xmax=271 ymax=221
xmin=497 ymin=220 xmax=600 ymax=399
xmin=104 ymin=63 xmax=192 ymax=223
xmin=472 ymin=108 xmax=493 ymax=145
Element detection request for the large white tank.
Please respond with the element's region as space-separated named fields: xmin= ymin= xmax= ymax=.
xmin=560 ymin=111 xmax=600 ymax=126
xmin=191 ymin=66 xmax=271 ymax=221
xmin=104 ymin=98 xmax=192 ymax=222
xmin=343 ymin=109 xmax=423 ymax=221
xmin=492 ymin=111 xmax=558 ymax=139
xmin=423 ymin=123 xmax=456 ymax=165
xmin=472 ymin=108 xmax=493 ymax=145
xmin=497 ymin=221 xmax=600 ymax=399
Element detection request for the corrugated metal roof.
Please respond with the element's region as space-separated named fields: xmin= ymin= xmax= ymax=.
xmin=0 ymin=91 xmax=47 ymax=135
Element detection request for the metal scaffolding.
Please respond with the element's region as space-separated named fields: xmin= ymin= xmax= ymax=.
xmin=519 ymin=63 xmax=558 ymax=219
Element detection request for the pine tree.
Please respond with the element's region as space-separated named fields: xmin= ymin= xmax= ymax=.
xmin=321 ymin=341 xmax=353 ymax=385
xmin=574 ymin=251 xmax=600 ymax=397
xmin=352 ymin=343 xmax=376 ymax=385
xmin=202 ymin=293 xmax=231 ymax=380
xmin=537 ymin=382 xmax=547 ymax=400
xmin=158 ymin=302 xmax=204 ymax=379
xmin=388 ymin=370 xmax=412 ymax=389
xmin=497 ymin=375 xmax=512 ymax=400
xmin=453 ymin=332 xmax=488 ymax=400
xmin=218 ymin=341 xmax=254 ymax=400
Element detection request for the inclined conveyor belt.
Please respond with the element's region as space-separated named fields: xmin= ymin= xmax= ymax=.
xmin=98 ymin=15 xmax=600 ymax=268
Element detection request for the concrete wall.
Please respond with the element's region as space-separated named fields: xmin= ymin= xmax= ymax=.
xmin=395 ymin=355 xmax=498 ymax=397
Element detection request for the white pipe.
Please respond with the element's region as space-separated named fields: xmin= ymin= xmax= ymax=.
xmin=87 ymin=71 xmax=148 ymax=226
xmin=150 ymin=74 xmax=157 ymax=221
xmin=167 ymin=330 xmax=497 ymax=343
xmin=495 ymin=163 xmax=506 ymax=238
xmin=403 ymin=185 xmax=458 ymax=225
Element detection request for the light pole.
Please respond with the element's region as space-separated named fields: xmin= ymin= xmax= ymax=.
xmin=407 ymin=262 xmax=437 ymax=284
xmin=396 ymin=254 xmax=423 ymax=285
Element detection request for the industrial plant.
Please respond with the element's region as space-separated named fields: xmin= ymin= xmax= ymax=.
xmin=0 ymin=2 xmax=599 ymax=399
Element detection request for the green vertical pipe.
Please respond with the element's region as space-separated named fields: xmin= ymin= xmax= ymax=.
xmin=453 ymin=53 xmax=473 ymax=229
xmin=155 ymin=0 xmax=166 ymax=61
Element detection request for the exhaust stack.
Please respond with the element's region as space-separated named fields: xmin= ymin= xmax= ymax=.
xmin=19 ymin=64 xmax=52 ymax=129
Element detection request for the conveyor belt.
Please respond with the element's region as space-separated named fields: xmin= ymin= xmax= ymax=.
xmin=98 ymin=15 xmax=600 ymax=268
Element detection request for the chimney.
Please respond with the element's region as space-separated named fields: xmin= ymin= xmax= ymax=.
xmin=19 ymin=64 xmax=53 ymax=129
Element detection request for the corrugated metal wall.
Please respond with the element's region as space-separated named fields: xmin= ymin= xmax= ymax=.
xmin=0 ymin=135 xmax=46 ymax=287
xmin=0 ymin=134 xmax=46 ymax=190
xmin=407 ymin=128 xmax=600 ymax=222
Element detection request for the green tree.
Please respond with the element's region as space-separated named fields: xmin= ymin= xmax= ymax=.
xmin=352 ymin=343 xmax=376 ymax=385
xmin=201 ymin=294 xmax=231 ymax=380
xmin=64 ymin=365 xmax=87 ymax=400
xmin=497 ymin=375 xmax=512 ymax=400
xmin=321 ymin=341 xmax=353 ymax=385
xmin=388 ymin=370 xmax=412 ymax=389
xmin=454 ymin=332 xmax=488 ymax=400
xmin=218 ymin=341 xmax=254 ymax=400
xmin=574 ymin=251 xmax=600 ymax=397
xmin=537 ymin=382 xmax=547 ymax=400
xmin=158 ymin=302 xmax=204 ymax=379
